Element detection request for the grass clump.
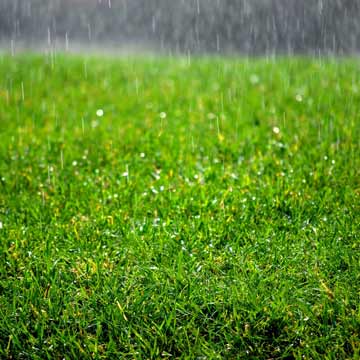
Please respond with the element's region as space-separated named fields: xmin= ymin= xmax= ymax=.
xmin=0 ymin=54 xmax=359 ymax=359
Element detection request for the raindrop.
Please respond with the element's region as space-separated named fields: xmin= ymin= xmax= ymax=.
xmin=60 ymin=150 xmax=64 ymax=169
xmin=21 ymin=82 xmax=25 ymax=102
xmin=47 ymin=27 xmax=51 ymax=46
xmin=65 ymin=32 xmax=69 ymax=51
xmin=122 ymin=165 xmax=129 ymax=181
xmin=96 ymin=109 xmax=104 ymax=117
xmin=81 ymin=118 xmax=85 ymax=134
xmin=91 ymin=120 xmax=99 ymax=128
xmin=152 ymin=16 xmax=156 ymax=33
xmin=295 ymin=94 xmax=303 ymax=102
xmin=187 ymin=50 xmax=191 ymax=66
xmin=10 ymin=39 xmax=15 ymax=56
xmin=273 ymin=126 xmax=280 ymax=134
xmin=87 ymin=24 xmax=92 ymax=41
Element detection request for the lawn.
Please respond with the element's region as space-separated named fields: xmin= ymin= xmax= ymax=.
xmin=0 ymin=54 xmax=359 ymax=359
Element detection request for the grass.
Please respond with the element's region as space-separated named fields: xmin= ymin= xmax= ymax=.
xmin=0 ymin=53 xmax=359 ymax=359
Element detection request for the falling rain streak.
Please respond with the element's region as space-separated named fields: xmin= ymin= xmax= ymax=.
xmin=0 ymin=1 xmax=359 ymax=55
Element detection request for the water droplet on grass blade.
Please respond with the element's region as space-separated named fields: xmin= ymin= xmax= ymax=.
xmin=91 ymin=120 xmax=99 ymax=128
xmin=273 ymin=126 xmax=280 ymax=134
xmin=96 ymin=109 xmax=104 ymax=117
xmin=295 ymin=94 xmax=303 ymax=102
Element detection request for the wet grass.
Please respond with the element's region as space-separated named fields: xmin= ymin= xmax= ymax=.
xmin=0 ymin=54 xmax=359 ymax=359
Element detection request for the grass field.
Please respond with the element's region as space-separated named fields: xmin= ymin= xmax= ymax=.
xmin=0 ymin=54 xmax=359 ymax=359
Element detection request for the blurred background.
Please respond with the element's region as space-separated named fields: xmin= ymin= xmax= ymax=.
xmin=1 ymin=0 xmax=359 ymax=55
